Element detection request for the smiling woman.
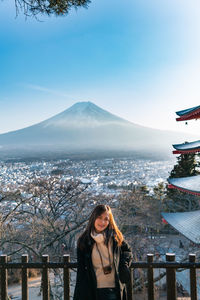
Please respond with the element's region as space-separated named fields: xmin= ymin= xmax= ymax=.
xmin=13 ymin=0 xmax=90 ymax=16
xmin=74 ymin=204 xmax=133 ymax=300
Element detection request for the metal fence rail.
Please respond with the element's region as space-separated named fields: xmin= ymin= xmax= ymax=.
xmin=0 ymin=253 xmax=199 ymax=300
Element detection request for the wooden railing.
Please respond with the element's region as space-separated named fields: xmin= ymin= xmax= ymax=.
xmin=0 ymin=253 xmax=199 ymax=300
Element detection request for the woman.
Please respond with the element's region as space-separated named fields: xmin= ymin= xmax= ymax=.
xmin=73 ymin=204 xmax=133 ymax=300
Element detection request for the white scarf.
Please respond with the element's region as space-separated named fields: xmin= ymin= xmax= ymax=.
xmin=91 ymin=231 xmax=105 ymax=244
xmin=90 ymin=230 xmax=115 ymax=288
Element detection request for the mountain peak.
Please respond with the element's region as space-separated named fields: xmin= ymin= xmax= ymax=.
xmin=67 ymin=101 xmax=103 ymax=114
xmin=69 ymin=101 xmax=96 ymax=109
xmin=43 ymin=101 xmax=129 ymax=128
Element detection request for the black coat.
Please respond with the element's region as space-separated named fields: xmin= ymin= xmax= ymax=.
xmin=73 ymin=237 xmax=133 ymax=300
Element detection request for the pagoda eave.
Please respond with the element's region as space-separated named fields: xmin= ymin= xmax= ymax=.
xmin=173 ymin=148 xmax=200 ymax=154
xmin=168 ymin=176 xmax=200 ymax=196
xmin=168 ymin=184 xmax=200 ymax=196
xmin=176 ymin=114 xmax=200 ymax=121
xmin=161 ymin=211 xmax=200 ymax=244
xmin=176 ymin=105 xmax=200 ymax=121
xmin=172 ymin=140 xmax=200 ymax=154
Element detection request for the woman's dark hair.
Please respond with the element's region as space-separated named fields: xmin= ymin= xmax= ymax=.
xmin=78 ymin=204 xmax=123 ymax=250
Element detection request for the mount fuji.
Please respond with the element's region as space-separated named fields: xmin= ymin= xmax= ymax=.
xmin=0 ymin=102 xmax=194 ymax=158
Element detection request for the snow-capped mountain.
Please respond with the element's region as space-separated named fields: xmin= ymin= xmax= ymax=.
xmin=42 ymin=101 xmax=130 ymax=128
xmin=0 ymin=101 xmax=195 ymax=157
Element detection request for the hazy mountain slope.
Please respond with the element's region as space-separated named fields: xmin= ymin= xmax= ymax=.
xmin=0 ymin=102 xmax=196 ymax=155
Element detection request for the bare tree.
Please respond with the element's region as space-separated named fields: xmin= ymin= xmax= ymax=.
xmin=0 ymin=177 xmax=108 ymax=260
xmin=115 ymin=184 xmax=168 ymax=296
xmin=0 ymin=176 xmax=114 ymax=298
xmin=116 ymin=185 xmax=162 ymax=238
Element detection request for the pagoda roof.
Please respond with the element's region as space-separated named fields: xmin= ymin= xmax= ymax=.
xmin=172 ymin=140 xmax=200 ymax=154
xmin=162 ymin=210 xmax=200 ymax=244
xmin=168 ymin=175 xmax=200 ymax=196
xmin=176 ymin=105 xmax=200 ymax=121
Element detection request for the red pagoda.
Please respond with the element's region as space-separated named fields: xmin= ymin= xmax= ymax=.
xmin=162 ymin=105 xmax=200 ymax=244
xmin=176 ymin=104 xmax=200 ymax=122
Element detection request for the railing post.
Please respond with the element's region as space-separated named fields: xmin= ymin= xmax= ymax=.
xmin=147 ymin=254 xmax=154 ymax=300
xmin=42 ymin=255 xmax=50 ymax=300
xmin=22 ymin=254 xmax=29 ymax=300
xmin=63 ymin=255 xmax=70 ymax=300
xmin=0 ymin=255 xmax=8 ymax=300
xmin=189 ymin=254 xmax=197 ymax=300
xmin=126 ymin=267 xmax=134 ymax=300
xmin=166 ymin=253 xmax=176 ymax=300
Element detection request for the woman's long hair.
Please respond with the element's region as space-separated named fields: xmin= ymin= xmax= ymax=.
xmin=78 ymin=204 xmax=123 ymax=249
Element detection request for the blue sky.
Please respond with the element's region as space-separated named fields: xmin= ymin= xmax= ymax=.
xmin=0 ymin=0 xmax=200 ymax=135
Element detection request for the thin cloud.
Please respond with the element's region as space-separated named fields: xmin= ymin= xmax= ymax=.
xmin=24 ymin=83 xmax=75 ymax=99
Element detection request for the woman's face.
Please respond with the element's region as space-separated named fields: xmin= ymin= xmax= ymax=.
xmin=94 ymin=211 xmax=110 ymax=233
